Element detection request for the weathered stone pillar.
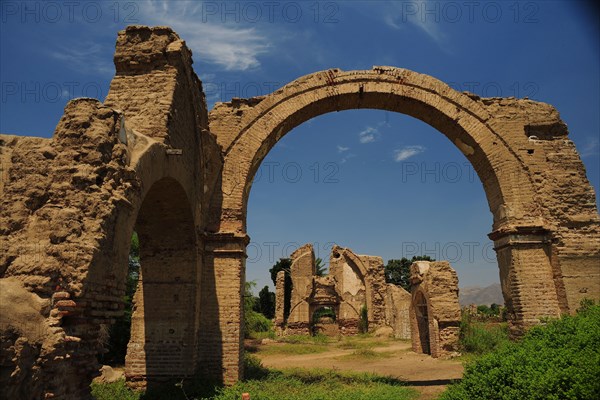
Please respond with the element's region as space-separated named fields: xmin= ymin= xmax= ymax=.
xmin=274 ymin=270 xmax=286 ymax=333
xmin=199 ymin=233 xmax=248 ymax=384
xmin=489 ymin=226 xmax=562 ymax=336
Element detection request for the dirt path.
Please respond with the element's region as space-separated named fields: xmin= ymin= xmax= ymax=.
xmin=254 ymin=339 xmax=463 ymax=400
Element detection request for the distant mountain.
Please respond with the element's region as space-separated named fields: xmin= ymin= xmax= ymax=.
xmin=459 ymin=283 xmax=504 ymax=307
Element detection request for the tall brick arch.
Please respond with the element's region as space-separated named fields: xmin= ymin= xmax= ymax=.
xmin=208 ymin=66 xmax=600 ymax=380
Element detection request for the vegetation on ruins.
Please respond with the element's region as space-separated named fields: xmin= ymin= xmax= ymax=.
xmin=384 ymin=256 xmax=434 ymax=291
xmin=441 ymin=301 xmax=600 ymax=400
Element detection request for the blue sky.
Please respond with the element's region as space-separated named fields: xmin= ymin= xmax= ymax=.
xmin=1 ymin=1 xmax=598 ymax=293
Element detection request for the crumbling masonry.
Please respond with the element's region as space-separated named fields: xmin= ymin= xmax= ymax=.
xmin=1 ymin=26 xmax=599 ymax=399
xmin=410 ymin=261 xmax=462 ymax=357
xmin=275 ymin=244 xmax=412 ymax=338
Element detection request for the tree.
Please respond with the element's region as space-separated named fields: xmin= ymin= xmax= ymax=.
xmin=258 ymin=285 xmax=275 ymax=319
xmin=315 ymin=257 xmax=327 ymax=276
xmin=385 ymin=255 xmax=434 ymax=291
xmin=269 ymin=258 xmax=292 ymax=321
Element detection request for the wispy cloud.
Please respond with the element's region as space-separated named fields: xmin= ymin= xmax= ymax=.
xmin=394 ymin=145 xmax=426 ymax=161
xmin=580 ymin=137 xmax=599 ymax=157
xmin=337 ymin=145 xmax=350 ymax=153
xmin=385 ymin=1 xmax=446 ymax=47
xmin=341 ymin=153 xmax=356 ymax=164
xmin=138 ymin=1 xmax=270 ymax=71
xmin=359 ymin=127 xmax=379 ymax=143
xmin=47 ymin=43 xmax=114 ymax=76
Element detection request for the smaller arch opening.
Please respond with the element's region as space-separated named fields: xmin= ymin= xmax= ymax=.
xmin=414 ymin=291 xmax=431 ymax=355
xmin=311 ymin=305 xmax=339 ymax=337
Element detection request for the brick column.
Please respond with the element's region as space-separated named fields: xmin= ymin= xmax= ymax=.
xmin=489 ymin=226 xmax=562 ymax=336
xmin=199 ymin=232 xmax=248 ymax=384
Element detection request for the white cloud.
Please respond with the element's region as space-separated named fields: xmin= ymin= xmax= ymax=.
xmin=47 ymin=43 xmax=114 ymax=76
xmin=341 ymin=153 xmax=356 ymax=164
xmin=394 ymin=145 xmax=426 ymax=161
xmin=337 ymin=145 xmax=350 ymax=153
xmin=137 ymin=1 xmax=270 ymax=71
xmin=385 ymin=1 xmax=446 ymax=46
xmin=580 ymin=137 xmax=599 ymax=158
xmin=359 ymin=126 xmax=378 ymax=143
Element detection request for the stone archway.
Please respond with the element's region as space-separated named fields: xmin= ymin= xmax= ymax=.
xmin=208 ymin=66 xmax=600 ymax=382
xmin=125 ymin=177 xmax=199 ymax=389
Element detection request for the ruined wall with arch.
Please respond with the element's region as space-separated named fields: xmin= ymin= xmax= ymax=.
xmin=1 ymin=25 xmax=599 ymax=399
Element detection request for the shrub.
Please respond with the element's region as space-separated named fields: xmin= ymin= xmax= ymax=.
xmin=358 ymin=305 xmax=368 ymax=334
xmin=441 ymin=302 xmax=600 ymax=400
xmin=245 ymin=309 xmax=273 ymax=337
xmin=459 ymin=311 xmax=509 ymax=355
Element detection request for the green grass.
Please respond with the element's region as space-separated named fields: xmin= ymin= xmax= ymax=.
xmin=338 ymin=348 xmax=394 ymax=360
xmin=91 ymin=379 xmax=141 ymax=400
xmin=259 ymin=342 xmax=328 ymax=355
xmin=335 ymin=335 xmax=390 ymax=350
xmin=248 ymin=330 xmax=276 ymax=340
xmin=279 ymin=333 xmax=331 ymax=344
xmin=212 ymin=368 xmax=417 ymax=400
xmin=91 ymin=363 xmax=417 ymax=400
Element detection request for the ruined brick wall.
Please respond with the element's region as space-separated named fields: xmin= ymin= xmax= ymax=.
xmin=329 ymin=245 xmax=388 ymax=331
xmin=274 ymin=270 xmax=286 ymax=333
xmin=286 ymin=244 xmax=315 ymax=334
xmin=410 ymin=261 xmax=461 ymax=358
xmin=0 ymin=26 xmax=219 ymax=398
xmin=276 ymin=244 xmax=408 ymax=337
xmin=385 ymin=284 xmax=412 ymax=340
xmin=0 ymin=99 xmax=142 ymax=398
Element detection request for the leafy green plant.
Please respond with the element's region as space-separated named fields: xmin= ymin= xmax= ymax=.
xmin=459 ymin=311 xmax=509 ymax=355
xmin=441 ymin=302 xmax=600 ymax=400
xmin=358 ymin=305 xmax=369 ymax=334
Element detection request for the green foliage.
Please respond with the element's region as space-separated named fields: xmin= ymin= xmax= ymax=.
xmin=459 ymin=311 xmax=509 ymax=355
xmin=100 ymin=232 xmax=140 ymax=365
xmin=244 ymin=281 xmax=273 ymax=337
xmin=315 ymin=257 xmax=327 ymax=276
xmin=358 ymin=304 xmax=369 ymax=334
xmin=313 ymin=306 xmax=336 ymax=323
xmin=442 ymin=302 xmax=600 ymax=400
xmin=476 ymin=303 xmax=501 ymax=318
xmin=269 ymin=258 xmax=293 ymax=321
xmin=384 ymin=256 xmax=434 ymax=291
xmin=258 ymin=285 xmax=275 ymax=319
xmin=91 ymin=379 xmax=141 ymax=400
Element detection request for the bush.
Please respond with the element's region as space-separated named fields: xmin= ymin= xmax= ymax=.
xmin=358 ymin=305 xmax=368 ymax=334
xmin=441 ymin=302 xmax=600 ymax=400
xmin=459 ymin=311 xmax=509 ymax=355
xmin=245 ymin=309 xmax=273 ymax=337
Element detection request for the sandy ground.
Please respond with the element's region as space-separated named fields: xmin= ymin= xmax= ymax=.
xmin=252 ymin=338 xmax=464 ymax=400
